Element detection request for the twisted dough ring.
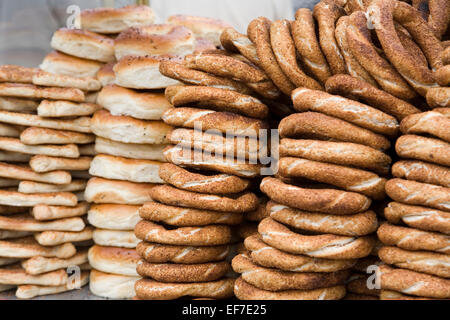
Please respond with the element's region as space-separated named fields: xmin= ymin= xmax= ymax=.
xmin=278 ymin=157 xmax=386 ymax=199
xmin=384 ymin=202 xmax=450 ymax=234
xmin=267 ymin=201 xmax=378 ymax=237
xmin=385 ymin=178 xmax=450 ymax=212
xmin=334 ymin=16 xmax=378 ymax=87
xmin=292 ymin=88 xmax=399 ymax=136
xmin=136 ymin=241 xmax=229 ymax=264
xmin=347 ymin=11 xmax=416 ymax=99
xmin=244 ymin=234 xmax=356 ymax=272
xmin=149 ymin=184 xmax=258 ymax=213
xmin=279 ymin=112 xmax=391 ymax=151
xmin=159 ymin=61 xmax=252 ymax=94
xmin=313 ymin=0 xmax=346 ymax=75
xmin=426 ymin=87 xmax=450 ymax=108
xmin=258 ymin=218 xmax=375 ymax=259
xmin=346 ymin=274 xmax=380 ymax=297
xmin=380 ymin=290 xmax=442 ymax=300
xmin=292 ymin=9 xmax=332 ymax=84
xmin=367 ymin=0 xmax=443 ymax=96
xmin=220 ymin=28 xmax=260 ymax=65
xmin=135 ymin=278 xmax=234 ymax=300
xmin=435 ymin=65 xmax=450 ymax=86
xmin=159 ymin=163 xmax=250 ymax=194
xmin=412 ymin=0 xmax=450 ymax=39
xmin=379 ymin=246 xmax=450 ymax=278
xmin=261 ymin=177 xmax=371 ymax=215
xmin=164 ymin=85 xmax=268 ymax=119
xmin=379 ymin=265 xmax=450 ymax=298
xmin=135 ymin=220 xmax=232 ymax=246
xmin=377 ymin=223 xmax=450 ymax=254
xmin=139 ymin=202 xmax=243 ymax=227
xmin=325 ymin=75 xmax=420 ymax=121
xmin=137 ymin=260 xmax=230 ymax=283
xmin=234 ymin=277 xmax=346 ymax=300
xmin=392 ymin=160 xmax=450 ymax=188
xmin=396 ymin=135 xmax=450 ymax=167
xmin=232 ymin=254 xmax=350 ymax=292
xmin=248 ymin=17 xmax=295 ymax=95
xmin=400 ymin=110 xmax=450 ymax=142
xmin=279 ymin=138 xmax=391 ymax=175
xmin=163 ymin=146 xmax=262 ymax=178
xmin=270 ymin=20 xmax=323 ymax=90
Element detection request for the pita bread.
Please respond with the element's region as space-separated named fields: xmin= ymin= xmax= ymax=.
xmin=0 ymin=268 xmax=67 ymax=286
xmin=0 ymin=137 xmax=79 ymax=158
xmin=0 ymin=65 xmax=38 ymax=83
xmin=0 ymin=190 xmax=78 ymax=207
xmin=21 ymin=250 xmax=88 ymax=275
xmin=0 ymin=110 xmax=91 ymax=133
xmin=0 ymin=178 xmax=19 ymax=188
xmin=34 ymin=227 xmax=94 ymax=246
xmin=40 ymin=51 xmax=102 ymax=78
xmin=0 ymin=151 xmax=30 ymax=163
xmin=78 ymin=144 xmax=96 ymax=156
xmin=0 ymin=83 xmax=85 ymax=102
xmin=31 ymin=202 xmax=88 ymax=221
xmin=0 ymin=237 xmax=76 ymax=258
xmin=89 ymin=269 xmax=138 ymax=299
xmin=92 ymin=229 xmax=139 ymax=248
xmin=37 ymin=100 xmax=101 ymax=118
xmin=16 ymin=271 xmax=89 ymax=299
xmin=0 ymin=162 xmax=71 ymax=185
xmin=87 ymin=204 xmax=140 ymax=230
xmin=19 ymin=180 xmax=87 ymax=194
xmin=0 ymin=123 xmax=21 ymax=137
xmin=95 ymin=137 xmax=166 ymax=161
xmin=0 ymin=214 xmax=85 ymax=232
xmin=32 ymin=70 xmax=101 ymax=91
xmin=0 ymin=96 xmax=39 ymax=113
xmin=21 ymin=127 xmax=95 ymax=146
xmin=0 ymin=230 xmax=32 ymax=240
xmin=29 ymin=155 xmax=92 ymax=173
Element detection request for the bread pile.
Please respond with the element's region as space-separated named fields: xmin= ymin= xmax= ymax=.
xmin=0 ymin=64 xmax=100 ymax=298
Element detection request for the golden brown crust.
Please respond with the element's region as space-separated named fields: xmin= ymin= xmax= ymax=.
xmin=396 ymin=135 xmax=450 ymax=167
xmin=426 ymin=87 xmax=450 ymax=108
xmin=400 ymin=111 xmax=450 ymax=142
xmin=435 ymin=65 xmax=450 ymax=86
xmin=392 ymin=160 xmax=450 ymax=188
xmin=0 ymin=83 xmax=85 ymax=102
xmin=0 ymin=65 xmax=38 ymax=83
xmin=220 ymin=28 xmax=261 ymax=66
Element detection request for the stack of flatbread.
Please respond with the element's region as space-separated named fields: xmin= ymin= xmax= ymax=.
xmin=0 ymin=65 xmax=101 ymax=298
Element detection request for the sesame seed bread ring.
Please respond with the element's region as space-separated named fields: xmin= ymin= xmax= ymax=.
xmin=0 ymin=83 xmax=85 ymax=102
xmin=80 ymin=5 xmax=155 ymax=34
xmin=245 ymin=234 xmax=356 ymax=273
xmin=245 ymin=198 xmax=269 ymax=222
xmin=386 ymin=178 xmax=450 ymax=212
xmin=379 ymin=246 xmax=450 ymax=278
xmin=380 ymin=289 xmax=442 ymax=300
xmin=159 ymin=163 xmax=250 ymax=194
xmin=89 ymin=270 xmax=139 ymax=299
xmin=379 ymin=265 xmax=450 ymax=298
xmin=159 ymin=61 xmax=252 ymax=94
xmin=115 ymin=25 xmax=195 ymax=60
xmin=325 ymin=75 xmax=420 ymax=121
xmin=278 ymin=157 xmax=387 ymax=199
xmin=0 ymin=237 xmax=76 ymax=259
xmin=32 ymin=70 xmax=101 ymax=92
xmin=313 ymin=0 xmax=346 ymax=75
xmin=51 ymin=28 xmax=115 ymax=63
xmin=135 ymin=278 xmax=234 ymax=300
xmin=139 ymin=202 xmax=243 ymax=226
xmin=248 ymin=17 xmax=295 ymax=95
xmin=137 ymin=260 xmax=230 ymax=283
xmin=279 ymin=112 xmax=391 ymax=151
xmin=259 ymin=218 xmax=375 ymax=259
xmin=137 ymin=242 xmax=229 ymax=264
xmin=40 ymin=51 xmax=102 ymax=78
xmin=279 ymin=138 xmax=391 ymax=175
xmin=91 ymin=110 xmax=171 ymax=145
xmin=401 ymin=110 xmax=450 ymax=142
xmin=426 ymin=87 xmax=450 ymax=108
xmin=232 ymin=254 xmax=350 ymax=291
xmin=292 ymin=88 xmax=399 ymax=136
xmin=435 ymin=65 xmax=450 ymax=86
xmin=412 ymin=0 xmax=450 ymax=39
xmin=377 ymin=223 xmax=450 ymax=254
xmin=384 ymin=202 xmax=450 ymax=234
xmin=97 ymin=85 xmax=173 ymax=121
xmin=443 ymin=46 xmax=450 ymax=64
xmin=234 ymin=277 xmax=346 ymax=300
xmin=392 ymin=160 xmax=450 ymax=188
xmin=93 ymin=229 xmax=139 ymax=249
xmin=114 ymin=55 xmax=183 ymax=89
xmin=165 ymin=85 xmax=269 ymax=119
xmin=163 ymin=146 xmax=262 ymax=178
xmin=268 ymin=201 xmax=378 ymax=236
xmin=343 ymin=0 xmax=371 ymax=13
xmin=134 ymin=220 xmax=232 ymax=246
xmin=347 ymin=12 xmax=416 ymax=100
xmin=0 ymin=65 xmax=38 ymax=83
xmin=270 ymin=20 xmax=323 ymax=90
xmin=149 ymin=184 xmax=258 ymax=213
xmin=162 ymin=107 xmax=268 ymax=138
xmin=292 ymin=9 xmax=332 ymax=84
xmin=220 ymin=28 xmax=260 ymax=66
xmin=88 ymin=245 xmax=139 ymax=277
xmin=346 ymin=274 xmax=380 ymax=297
xmin=261 ymin=177 xmax=371 ymax=215
xmin=396 ymin=135 xmax=450 ymax=166
xmin=334 ymin=16 xmax=378 ymax=87
xmin=368 ymin=0 xmax=443 ymax=96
